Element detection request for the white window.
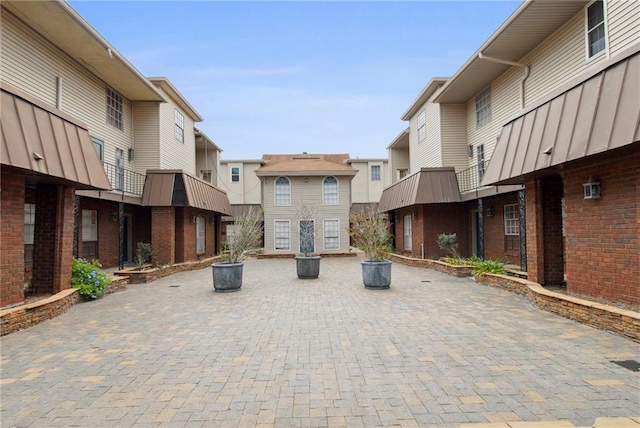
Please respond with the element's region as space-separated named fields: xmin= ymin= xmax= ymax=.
xmin=196 ymin=216 xmax=206 ymax=253
xmin=231 ymin=166 xmax=241 ymax=183
xmin=477 ymin=144 xmax=485 ymax=183
xmin=106 ymin=87 xmax=123 ymax=130
xmin=504 ymin=204 xmax=519 ymax=236
xmin=200 ymin=170 xmax=212 ymax=182
xmin=91 ymin=137 xmax=104 ymax=162
xmin=398 ymin=169 xmax=408 ymax=180
xmin=586 ymin=0 xmax=606 ymax=58
xmin=417 ymin=110 xmax=426 ymax=142
xmin=274 ymin=220 xmax=290 ymax=251
xmin=475 ymin=86 xmax=492 ymax=128
xmin=323 ymin=176 xmax=339 ymax=205
xmin=371 ymin=165 xmax=381 ymax=182
xmin=403 ymin=214 xmax=412 ymax=251
xmin=323 ymin=219 xmax=340 ymax=250
xmin=24 ymin=203 xmax=36 ymax=245
xmin=175 ymin=109 xmax=184 ymax=143
xmin=115 ymin=148 xmax=124 ymax=191
xmin=274 ymin=177 xmax=291 ymax=206
xmin=82 ymin=210 xmax=98 ymax=242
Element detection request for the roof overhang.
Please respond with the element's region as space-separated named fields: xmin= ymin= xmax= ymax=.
xmin=1 ymin=82 xmax=112 ymax=190
xmin=378 ymin=167 xmax=462 ymax=212
xmin=435 ymin=0 xmax=589 ymax=104
xmin=483 ymin=46 xmax=640 ymax=186
xmin=346 ymin=158 xmax=387 ymax=164
xmin=401 ymin=78 xmax=448 ymax=120
xmin=2 ymin=0 xmax=165 ymax=102
xmin=386 ymin=128 xmax=410 ymax=150
xmin=255 ymin=169 xmax=357 ymax=177
xmin=195 ymin=128 xmax=222 ymax=152
xmin=221 ymin=160 xmax=266 ymax=165
xmin=148 ymin=77 xmax=203 ymax=122
xmin=141 ymin=169 xmax=232 ymax=215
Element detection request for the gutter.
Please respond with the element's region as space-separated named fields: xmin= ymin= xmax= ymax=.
xmin=478 ymin=53 xmax=530 ymax=109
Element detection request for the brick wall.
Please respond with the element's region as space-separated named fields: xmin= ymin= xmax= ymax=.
xmin=175 ymin=207 xmax=186 ymax=263
xmin=152 ymin=207 xmax=175 ymax=265
xmin=563 ymin=149 xmax=639 ymax=306
xmin=526 ymin=179 xmax=545 ymax=284
xmin=482 ymin=193 xmax=520 ymax=265
xmin=422 ymin=203 xmax=472 ymax=259
xmin=542 ymin=179 xmax=564 ymax=285
xmin=79 ymin=198 xmax=119 ymax=267
xmin=1 ymin=172 xmax=26 ymax=308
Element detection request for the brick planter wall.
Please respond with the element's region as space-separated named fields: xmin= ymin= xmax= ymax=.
xmin=390 ymin=254 xmax=474 ymax=277
xmin=1 ymin=172 xmax=26 ymax=308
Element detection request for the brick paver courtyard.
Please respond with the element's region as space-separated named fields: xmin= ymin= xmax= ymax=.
xmin=1 ymin=256 xmax=638 ymax=427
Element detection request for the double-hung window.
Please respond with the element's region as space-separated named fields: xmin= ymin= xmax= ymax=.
xmin=323 ymin=219 xmax=339 ymax=250
xmin=82 ymin=209 xmax=98 ymax=260
xmin=323 ymin=176 xmax=338 ymax=205
xmin=115 ymin=148 xmax=124 ymax=191
xmin=106 ymin=87 xmax=123 ymax=130
xmin=371 ymin=165 xmax=381 ymax=182
xmin=403 ymin=214 xmax=412 ymax=251
xmin=586 ymin=0 xmax=606 ymax=58
xmin=504 ymin=204 xmax=520 ymax=252
xmin=274 ymin=177 xmax=291 ymax=206
xmin=477 ymin=144 xmax=485 ymax=184
xmin=175 ymin=109 xmax=184 ymax=143
xmin=231 ymin=167 xmax=241 ymax=183
xmin=274 ymin=220 xmax=290 ymax=251
xmin=417 ymin=110 xmax=426 ymax=142
xmin=475 ymin=86 xmax=492 ymax=128
xmin=196 ymin=216 xmax=206 ymax=254
xmin=24 ymin=203 xmax=35 ymax=268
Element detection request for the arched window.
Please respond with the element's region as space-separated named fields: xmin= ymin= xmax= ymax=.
xmin=274 ymin=177 xmax=291 ymax=206
xmin=323 ymin=176 xmax=338 ymax=205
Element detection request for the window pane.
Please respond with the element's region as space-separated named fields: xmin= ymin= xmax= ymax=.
xmin=275 ymin=221 xmax=290 ymax=250
xmin=275 ymin=177 xmax=290 ymax=206
xmin=323 ymin=177 xmax=338 ymax=205
xmin=403 ymin=214 xmax=412 ymax=250
xmin=371 ymin=165 xmax=381 ymax=181
xmin=24 ymin=203 xmax=35 ymax=244
xmin=82 ymin=210 xmax=98 ymax=242
xmin=324 ymin=220 xmax=339 ymax=250
xmin=231 ymin=167 xmax=240 ymax=182
xmin=475 ymin=86 xmax=492 ymax=127
xmin=196 ymin=216 xmax=205 ymax=253
xmin=504 ymin=204 xmax=519 ymax=236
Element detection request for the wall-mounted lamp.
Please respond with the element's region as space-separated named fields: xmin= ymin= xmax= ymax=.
xmin=190 ymin=215 xmax=197 ymax=224
xmin=210 ymin=217 xmax=216 ymax=225
xmin=486 ymin=206 xmax=495 ymax=217
xmin=583 ymin=176 xmax=601 ymax=199
xmin=128 ymin=148 xmax=134 ymax=161
xmin=109 ymin=212 xmax=118 ymax=222
xmin=304 ymin=177 xmax=309 ymax=183
xmin=412 ymin=212 xmax=418 ymax=220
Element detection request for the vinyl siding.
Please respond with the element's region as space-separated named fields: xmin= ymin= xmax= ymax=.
xmin=218 ymin=162 xmax=262 ymax=205
xmin=132 ymin=103 xmax=160 ymax=175
xmin=262 ymin=176 xmax=351 ymax=254
xmin=411 ymin=102 xmax=442 ymax=172
xmin=388 ymin=147 xmax=410 ymax=184
xmin=349 ymin=161 xmax=388 ymax=204
xmin=607 ymin=0 xmax=640 ymax=56
xmin=2 ymin=10 xmax=135 ymax=174
xmin=440 ymin=104 xmax=468 ymax=172
xmin=196 ymin=148 xmax=220 ymax=186
xmin=157 ymin=91 xmax=196 ymax=173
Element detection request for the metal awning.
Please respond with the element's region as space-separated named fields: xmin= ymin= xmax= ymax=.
xmin=378 ymin=167 xmax=462 ymax=212
xmin=142 ymin=170 xmax=232 ymax=215
xmin=0 ymin=82 xmax=111 ymax=190
xmin=483 ymin=49 xmax=640 ymax=186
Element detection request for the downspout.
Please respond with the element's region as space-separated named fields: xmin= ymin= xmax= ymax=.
xmin=478 ymin=53 xmax=530 ymax=110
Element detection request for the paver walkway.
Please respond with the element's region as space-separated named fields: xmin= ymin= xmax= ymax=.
xmin=1 ymin=257 xmax=638 ymax=427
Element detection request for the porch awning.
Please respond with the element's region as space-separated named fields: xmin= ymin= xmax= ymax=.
xmin=483 ymin=49 xmax=640 ymax=186
xmin=0 ymin=82 xmax=111 ymax=190
xmin=142 ymin=170 xmax=232 ymax=215
xmin=378 ymin=167 xmax=461 ymax=212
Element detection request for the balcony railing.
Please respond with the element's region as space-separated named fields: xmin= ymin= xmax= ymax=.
xmin=102 ymin=161 xmax=146 ymax=196
xmin=456 ymin=160 xmax=490 ymax=193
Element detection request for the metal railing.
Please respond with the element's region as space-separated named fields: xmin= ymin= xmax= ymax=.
xmin=456 ymin=160 xmax=490 ymax=193
xmin=102 ymin=161 xmax=146 ymax=196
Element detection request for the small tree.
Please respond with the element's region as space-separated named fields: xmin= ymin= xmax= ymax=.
xmin=437 ymin=233 xmax=459 ymax=258
xmin=224 ymin=207 xmax=263 ymax=264
xmin=294 ymin=200 xmax=317 ymax=257
xmin=349 ymin=205 xmax=392 ymax=262
xmin=134 ymin=242 xmax=153 ymax=269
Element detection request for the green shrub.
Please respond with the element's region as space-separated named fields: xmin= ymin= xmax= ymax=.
xmin=71 ymin=258 xmax=110 ymax=299
xmin=437 ymin=233 xmax=459 ymax=258
xmin=473 ymin=258 xmax=507 ymax=276
xmin=134 ymin=242 xmax=153 ymax=268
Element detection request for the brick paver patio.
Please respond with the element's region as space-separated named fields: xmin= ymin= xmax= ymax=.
xmin=1 ymin=256 xmax=638 ymax=427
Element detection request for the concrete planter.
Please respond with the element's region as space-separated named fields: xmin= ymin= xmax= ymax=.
xmin=361 ymin=260 xmax=392 ymax=289
xmin=295 ymin=256 xmax=321 ymax=279
xmin=212 ymin=262 xmax=243 ymax=292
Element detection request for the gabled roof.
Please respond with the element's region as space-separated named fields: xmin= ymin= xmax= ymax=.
xmin=401 ymin=78 xmax=448 ymax=120
xmin=255 ymin=153 xmax=356 ymax=177
xmin=148 ymin=78 xmax=203 ymax=122
xmin=435 ymin=0 xmax=589 ymax=104
xmin=1 ymin=0 xmax=165 ymax=103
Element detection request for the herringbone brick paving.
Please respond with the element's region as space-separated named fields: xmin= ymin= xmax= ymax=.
xmin=1 ymin=256 xmax=638 ymax=427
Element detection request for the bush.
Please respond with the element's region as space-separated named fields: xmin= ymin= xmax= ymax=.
xmin=437 ymin=233 xmax=459 ymax=258
xmin=349 ymin=206 xmax=392 ymax=262
xmin=71 ymin=258 xmax=110 ymax=299
xmin=134 ymin=242 xmax=153 ymax=269
xmin=473 ymin=258 xmax=507 ymax=276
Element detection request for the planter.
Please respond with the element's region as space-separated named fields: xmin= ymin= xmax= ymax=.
xmin=295 ymin=256 xmax=321 ymax=279
xmin=212 ymin=262 xmax=243 ymax=292
xmin=361 ymin=260 xmax=392 ymax=289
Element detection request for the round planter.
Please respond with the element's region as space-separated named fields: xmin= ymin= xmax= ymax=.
xmin=295 ymin=256 xmax=321 ymax=279
xmin=212 ymin=262 xmax=243 ymax=292
xmin=361 ymin=260 xmax=392 ymax=289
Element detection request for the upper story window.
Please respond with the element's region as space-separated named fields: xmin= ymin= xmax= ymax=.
xmin=475 ymin=86 xmax=492 ymax=128
xmin=175 ymin=109 xmax=185 ymax=143
xmin=477 ymin=144 xmax=485 ymax=183
xmin=417 ymin=110 xmax=426 ymax=142
xmin=323 ymin=176 xmax=339 ymax=205
xmin=274 ymin=177 xmax=291 ymax=206
xmin=115 ymin=148 xmax=124 ymax=191
xmin=371 ymin=165 xmax=381 ymax=181
xmin=231 ymin=166 xmax=241 ymax=183
xmin=106 ymin=87 xmax=123 ymax=130
xmin=586 ymin=0 xmax=606 ymax=58
xmin=91 ymin=137 xmax=104 ymax=162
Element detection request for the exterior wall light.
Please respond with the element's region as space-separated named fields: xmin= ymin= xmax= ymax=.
xmin=190 ymin=215 xmax=197 ymax=223
xmin=486 ymin=206 xmax=495 ymax=217
xmin=583 ymin=176 xmax=601 ymax=199
xmin=109 ymin=212 xmax=118 ymax=222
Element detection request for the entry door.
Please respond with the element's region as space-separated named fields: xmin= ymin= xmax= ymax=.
xmin=299 ymin=220 xmax=314 ymax=254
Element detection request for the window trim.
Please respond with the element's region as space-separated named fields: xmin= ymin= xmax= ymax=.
xmin=504 ymin=204 xmax=519 ymax=236
xmin=174 ymin=109 xmax=185 ymax=143
xmin=274 ymin=219 xmax=291 ymax=251
xmin=106 ymin=87 xmax=123 ymax=130
xmin=585 ymin=0 xmax=607 ymax=60
xmin=322 ymin=176 xmax=339 ymax=205
xmin=475 ymin=86 xmax=492 ymax=128
xmin=91 ymin=137 xmax=104 ymax=162
xmin=323 ymin=219 xmax=340 ymax=251
xmin=274 ymin=176 xmax=291 ymax=206
xmin=403 ymin=214 xmax=412 ymax=251
xmin=230 ymin=166 xmax=241 ymax=183
xmin=417 ymin=109 xmax=426 ymax=142
xmin=196 ymin=215 xmax=206 ymax=254
xmin=370 ymin=164 xmax=381 ymax=182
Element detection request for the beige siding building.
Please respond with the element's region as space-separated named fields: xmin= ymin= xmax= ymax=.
xmin=347 ymin=158 xmax=389 ymax=207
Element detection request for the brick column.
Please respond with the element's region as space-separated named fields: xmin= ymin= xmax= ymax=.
xmin=542 ymin=179 xmax=564 ymax=285
xmin=1 ymin=172 xmax=26 ymax=308
xmin=525 ymin=179 xmax=545 ymax=284
xmin=152 ymin=207 xmax=175 ymax=265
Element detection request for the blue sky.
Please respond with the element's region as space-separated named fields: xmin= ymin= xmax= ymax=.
xmin=70 ymin=1 xmax=520 ymax=160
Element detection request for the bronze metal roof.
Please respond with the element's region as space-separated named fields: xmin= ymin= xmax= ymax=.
xmin=483 ymin=50 xmax=640 ymax=186
xmin=142 ymin=170 xmax=232 ymax=215
xmin=378 ymin=168 xmax=461 ymax=212
xmin=0 ymin=83 xmax=111 ymax=190
xmin=256 ymin=154 xmax=357 ymax=176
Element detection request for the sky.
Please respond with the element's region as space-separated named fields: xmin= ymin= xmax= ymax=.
xmin=69 ymin=1 xmax=521 ymax=160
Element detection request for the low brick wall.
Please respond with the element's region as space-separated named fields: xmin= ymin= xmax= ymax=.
xmin=115 ymin=256 xmax=223 ymax=284
xmin=390 ymin=254 xmax=474 ymax=277
xmin=256 ymin=253 xmax=357 ymax=259
xmin=475 ymin=274 xmax=640 ymax=342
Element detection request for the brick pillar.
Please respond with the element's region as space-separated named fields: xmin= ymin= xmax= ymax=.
xmin=1 ymin=172 xmax=26 ymax=308
xmin=32 ymin=184 xmax=75 ymax=295
xmin=152 ymin=207 xmax=175 ymax=265
xmin=175 ymin=208 xmax=186 ymax=263
xmin=542 ymin=179 xmax=564 ymax=285
xmin=525 ymin=179 xmax=545 ymax=284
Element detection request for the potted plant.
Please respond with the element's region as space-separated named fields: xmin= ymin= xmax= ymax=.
xmin=294 ymin=201 xmax=321 ymax=279
xmin=349 ymin=205 xmax=393 ymax=289
xmin=212 ymin=207 xmax=263 ymax=292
